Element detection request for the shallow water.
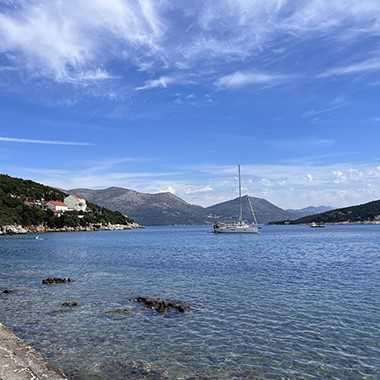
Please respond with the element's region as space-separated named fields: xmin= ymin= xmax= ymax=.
xmin=0 ymin=225 xmax=379 ymax=379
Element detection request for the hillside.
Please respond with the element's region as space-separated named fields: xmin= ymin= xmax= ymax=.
xmin=70 ymin=188 xmax=306 ymax=225
xmin=0 ymin=174 xmax=135 ymax=230
xmin=286 ymin=206 xmax=333 ymax=219
xmin=69 ymin=187 xmax=206 ymax=225
xmin=206 ymin=195 xmax=291 ymax=224
xmin=291 ymin=200 xmax=380 ymax=224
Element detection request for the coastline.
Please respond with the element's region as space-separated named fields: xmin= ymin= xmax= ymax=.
xmin=0 ymin=323 xmax=66 ymax=380
xmin=0 ymin=222 xmax=142 ymax=235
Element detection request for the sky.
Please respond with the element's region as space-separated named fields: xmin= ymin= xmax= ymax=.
xmin=1 ymin=0 xmax=380 ymax=209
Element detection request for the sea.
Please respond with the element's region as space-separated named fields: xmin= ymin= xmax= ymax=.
xmin=0 ymin=225 xmax=379 ymax=379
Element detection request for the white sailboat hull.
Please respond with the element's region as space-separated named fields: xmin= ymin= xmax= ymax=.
xmin=212 ymin=165 xmax=260 ymax=235
xmin=213 ymin=223 xmax=259 ymax=234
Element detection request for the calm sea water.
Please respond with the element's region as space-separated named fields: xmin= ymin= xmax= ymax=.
xmin=0 ymin=225 xmax=379 ymax=379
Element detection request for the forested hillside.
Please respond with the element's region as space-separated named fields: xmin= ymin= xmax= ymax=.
xmin=0 ymin=174 xmax=135 ymax=228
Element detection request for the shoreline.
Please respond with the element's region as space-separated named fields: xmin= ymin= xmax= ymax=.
xmin=0 ymin=323 xmax=67 ymax=380
xmin=0 ymin=223 xmax=142 ymax=236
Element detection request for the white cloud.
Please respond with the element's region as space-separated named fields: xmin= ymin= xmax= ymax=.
xmin=7 ymin=160 xmax=380 ymax=209
xmin=215 ymin=71 xmax=289 ymax=89
xmin=0 ymin=136 xmax=93 ymax=146
xmin=0 ymin=0 xmax=164 ymax=82
xmin=306 ymin=174 xmax=313 ymax=182
xmin=160 ymin=185 xmax=176 ymax=194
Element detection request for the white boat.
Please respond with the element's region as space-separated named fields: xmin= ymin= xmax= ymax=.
xmin=213 ymin=165 xmax=259 ymax=234
xmin=310 ymin=222 xmax=325 ymax=228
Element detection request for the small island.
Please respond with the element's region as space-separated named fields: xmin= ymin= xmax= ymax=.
xmin=0 ymin=174 xmax=140 ymax=235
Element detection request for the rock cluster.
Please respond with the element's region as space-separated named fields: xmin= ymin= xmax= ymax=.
xmin=62 ymin=301 xmax=80 ymax=307
xmin=134 ymin=297 xmax=190 ymax=314
xmin=42 ymin=277 xmax=73 ymax=285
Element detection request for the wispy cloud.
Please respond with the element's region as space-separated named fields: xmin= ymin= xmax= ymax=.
xmin=135 ymin=75 xmax=195 ymax=91
xmin=215 ymin=71 xmax=290 ymax=89
xmin=2 ymin=0 xmax=380 ymax=86
xmin=0 ymin=0 xmax=164 ymax=82
xmin=65 ymin=69 xmax=117 ymax=84
xmin=0 ymin=137 xmax=94 ymax=146
xmin=319 ymin=58 xmax=380 ymax=78
xmin=302 ymin=96 xmax=349 ymax=118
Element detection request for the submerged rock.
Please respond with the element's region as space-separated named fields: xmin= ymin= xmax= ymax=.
xmin=134 ymin=296 xmax=190 ymax=314
xmin=62 ymin=300 xmax=80 ymax=307
xmin=42 ymin=277 xmax=73 ymax=285
xmin=1 ymin=289 xmax=12 ymax=294
xmin=100 ymin=360 xmax=169 ymax=380
xmin=106 ymin=307 xmax=133 ymax=316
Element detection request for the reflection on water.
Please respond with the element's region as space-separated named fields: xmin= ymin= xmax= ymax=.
xmin=0 ymin=225 xmax=379 ymax=379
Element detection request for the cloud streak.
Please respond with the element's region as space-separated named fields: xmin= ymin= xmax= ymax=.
xmin=135 ymin=75 xmax=192 ymax=91
xmin=319 ymin=58 xmax=380 ymax=78
xmin=0 ymin=137 xmax=94 ymax=146
xmin=215 ymin=71 xmax=290 ymax=89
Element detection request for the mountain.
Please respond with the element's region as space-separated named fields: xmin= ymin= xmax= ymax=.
xmin=286 ymin=205 xmax=333 ymax=219
xmin=0 ymin=174 xmax=135 ymax=229
xmin=205 ymin=195 xmax=291 ymax=224
xmin=69 ymin=188 xmax=297 ymax=225
xmin=290 ymin=200 xmax=380 ymax=224
xmin=69 ymin=187 xmax=206 ymax=225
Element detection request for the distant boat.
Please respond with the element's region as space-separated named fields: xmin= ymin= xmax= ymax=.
xmin=213 ymin=165 xmax=259 ymax=234
xmin=310 ymin=222 xmax=325 ymax=228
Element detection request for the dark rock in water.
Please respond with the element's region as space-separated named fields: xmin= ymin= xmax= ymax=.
xmin=1 ymin=289 xmax=12 ymax=294
xmin=42 ymin=277 xmax=73 ymax=285
xmin=62 ymin=301 xmax=80 ymax=307
xmin=106 ymin=307 xmax=133 ymax=316
xmin=134 ymin=296 xmax=190 ymax=314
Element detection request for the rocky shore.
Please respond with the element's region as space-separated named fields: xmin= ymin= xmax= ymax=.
xmin=0 ymin=323 xmax=67 ymax=380
xmin=0 ymin=222 xmax=141 ymax=235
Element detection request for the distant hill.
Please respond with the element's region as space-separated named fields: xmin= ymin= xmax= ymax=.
xmin=69 ymin=187 xmax=206 ymax=225
xmin=0 ymin=174 xmax=135 ymax=229
xmin=70 ymin=188 xmax=313 ymax=225
xmin=286 ymin=206 xmax=333 ymax=219
xmin=290 ymin=200 xmax=380 ymax=224
xmin=205 ymin=195 xmax=290 ymax=224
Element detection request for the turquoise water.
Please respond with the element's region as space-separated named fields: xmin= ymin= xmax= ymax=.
xmin=0 ymin=225 xmax=379 ymax=379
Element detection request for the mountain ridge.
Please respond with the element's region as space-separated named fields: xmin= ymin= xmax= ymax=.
xmin=69 ymin=187 xmax=329 ymax=226
xmin=286 ymin=205 xmax=333 ymax=219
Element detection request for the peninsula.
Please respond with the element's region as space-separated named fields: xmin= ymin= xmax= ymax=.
xmin=0 ymin=174 xmax=139 ymax=234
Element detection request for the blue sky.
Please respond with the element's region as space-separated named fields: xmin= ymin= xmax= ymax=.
xmin=1 ymin=0 xmax=380 ymax=208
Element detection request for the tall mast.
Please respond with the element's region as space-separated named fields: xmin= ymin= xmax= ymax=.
xmin=238 ymin=165 xmax=243 ymax=223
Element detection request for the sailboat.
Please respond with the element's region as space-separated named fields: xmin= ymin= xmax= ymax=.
xmin=213 ymin=165 xmax=259 ymax=234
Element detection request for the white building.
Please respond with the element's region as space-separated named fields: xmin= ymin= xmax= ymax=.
xmin=47 ymin=200 xmax=69 ymax=214
xmin=64 ymin=195 xmax=87 ymax=212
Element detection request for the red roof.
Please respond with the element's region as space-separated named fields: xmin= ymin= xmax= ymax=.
xmin=48 ymin=200 xmax=66 ymax=206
